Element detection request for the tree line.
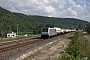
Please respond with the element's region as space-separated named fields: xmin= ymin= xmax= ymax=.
xmin=0 ymin=6 xmax=89 ymax=36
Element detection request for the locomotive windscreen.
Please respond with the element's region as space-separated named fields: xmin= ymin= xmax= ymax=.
xmin=42 ymin=28 xmax=48 ymax=32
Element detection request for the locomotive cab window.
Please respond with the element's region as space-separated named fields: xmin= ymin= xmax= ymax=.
xmin=42 ymin=28 xmax=48 ymax=32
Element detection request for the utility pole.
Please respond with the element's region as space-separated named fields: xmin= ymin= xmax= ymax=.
xmin=17 ymin=24 xmax=19 ymax=36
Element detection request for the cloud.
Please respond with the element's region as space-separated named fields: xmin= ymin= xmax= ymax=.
xmin=77 ymin=0 xmax=86 ymax=4
xmin=43 ymin=0 xmax=50 ymax=4
xmin=70 ymin=4 xmax=90 ymax=21
xmin=87 ymin=2 xmax=90 ymax=12
xmin=44 ymin=5 xmax=57 ymax=16
xmin=68 ymin=0 xmax=76 ymax=5
xmin=61 ymin=8 xmax=77 ymax=18
xmin=0 ymin=0 xmax=90 ymax=22
xmin=50 ymin=0 xmax=67 ymax=9
xmin=71 ymin=5 xmax=85 ymax=13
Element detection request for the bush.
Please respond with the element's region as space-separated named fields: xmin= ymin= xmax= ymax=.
xmin=57 ymin=53 xmax=75 ymax=60
xmin=57 ymin=32 xmax=88 ymax=60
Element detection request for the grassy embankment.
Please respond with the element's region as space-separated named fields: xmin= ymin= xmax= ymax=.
xmin=55 ymin=32 xmax=90 ymax=60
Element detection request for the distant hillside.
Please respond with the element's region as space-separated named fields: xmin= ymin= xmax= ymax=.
xmin=0 ymin=6 xmax=89 ymax=33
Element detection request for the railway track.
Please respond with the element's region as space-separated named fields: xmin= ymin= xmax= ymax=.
xmin=0 ymin=39 xmax=42 ymax=53
xmin=0 ymin=34 xmax=64 ymax=60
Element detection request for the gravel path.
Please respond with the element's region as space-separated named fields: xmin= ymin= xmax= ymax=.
xmin=25 ymin=38 xmax=71 ymax=60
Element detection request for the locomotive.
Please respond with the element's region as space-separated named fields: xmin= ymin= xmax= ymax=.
xmin=41 ymin=27 xmax=76 ymax=38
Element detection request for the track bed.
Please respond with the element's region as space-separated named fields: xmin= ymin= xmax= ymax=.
xmin=0 ymin=34 xmax=66 ymax=60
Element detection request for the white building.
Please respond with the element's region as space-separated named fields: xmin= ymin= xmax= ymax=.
xmin=7 ymin=32 xmax=16 ymax=38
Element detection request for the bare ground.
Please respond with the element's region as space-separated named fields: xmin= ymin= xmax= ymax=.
xmin=25 ymin=37 xmax=71 ymax=60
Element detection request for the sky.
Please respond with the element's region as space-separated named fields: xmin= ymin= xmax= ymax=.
xmin=0 ymin=0 xmax=90 ymax=22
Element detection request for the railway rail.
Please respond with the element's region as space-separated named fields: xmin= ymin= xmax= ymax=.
xmin=0 ymin=34 xmax=67 ymax=60
xmin=0 ymin=37 xmax=43 ymax=60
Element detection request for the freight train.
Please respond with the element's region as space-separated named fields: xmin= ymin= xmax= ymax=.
xmin=41 ymin=27 xmax=76 ymax=38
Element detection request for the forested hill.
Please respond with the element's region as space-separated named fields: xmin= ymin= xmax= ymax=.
xmin=0 ymin=6 xmax=89 ymax=33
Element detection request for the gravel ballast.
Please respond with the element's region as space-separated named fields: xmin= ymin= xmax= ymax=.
xmin=25 ymin=38 xmax=71 ymax=60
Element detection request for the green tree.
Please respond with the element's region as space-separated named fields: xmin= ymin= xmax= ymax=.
xmin=0 ymin=6 xmax=89 ymax=36
xmin=45 ymin=23 xmax=54 ymax=28
xmin=87 ymin=24 xmax=90 ymax=34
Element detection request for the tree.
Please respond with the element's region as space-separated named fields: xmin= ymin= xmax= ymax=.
xmin=0 ymin=6 xmax=89 ymax=36
xmin=45 ymin=23 xmax=54 ymax=28
xmin=87 ymin=24 xmax=90 ymax=34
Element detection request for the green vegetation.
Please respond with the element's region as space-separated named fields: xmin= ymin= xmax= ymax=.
xmin=0 ymin=6 xmax=89 ymax=36
xmin=87 ymin=24 xmax=90 ymax=34
xmin=56 ymin=32 xmax=90 ymax=60
xmin=0 ymin=34 xmax=40 ymax=42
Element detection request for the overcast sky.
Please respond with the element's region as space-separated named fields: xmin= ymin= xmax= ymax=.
xmin=0 ymin=0 xmax=90 ymax=22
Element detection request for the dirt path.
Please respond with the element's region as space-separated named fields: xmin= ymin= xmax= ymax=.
xmin=25 ymin=37 xmax=71 ymax=60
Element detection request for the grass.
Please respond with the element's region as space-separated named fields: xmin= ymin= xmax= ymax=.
xmin=81 ymin=36 xmax=90 ymax=59
xmin=0 ymin=34 xmax=41 ymax=42
xmin=55 ymin=32 xmax=90 ymax=60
